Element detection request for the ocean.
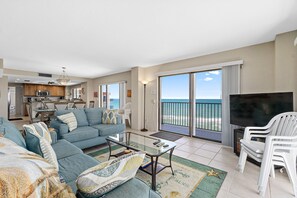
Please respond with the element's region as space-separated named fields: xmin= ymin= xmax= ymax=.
xmin=110 ymin=98 xmax=222 ymax=131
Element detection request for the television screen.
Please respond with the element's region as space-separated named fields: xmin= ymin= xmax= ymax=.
xmin=230 ymin=92 xmax=293 ymax=127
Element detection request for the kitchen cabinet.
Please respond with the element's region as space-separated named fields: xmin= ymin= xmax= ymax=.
xmin=23 ymin=84 xmax=65 ymax=96
xmin=24 ymin=84 xmax=37 ymax=96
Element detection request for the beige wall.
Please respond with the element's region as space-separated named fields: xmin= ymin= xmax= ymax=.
xmin=0 ymin=59 xmax=8 ymax=118
xmin=143 ymin=41 xmax=276 ymax=131
xmin=275 ymin=30 xmax=297 ymax=109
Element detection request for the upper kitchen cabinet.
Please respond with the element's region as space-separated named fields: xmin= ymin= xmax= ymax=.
xmin=23 ymin=84 xmax=65 ymax=97
xmin=24 ymin=84 xmax=37 ymax=96
xmin=49 ymin=86 xmax=65 ymax=97
xmin=36 ymin=85 xmax=47 ymax=91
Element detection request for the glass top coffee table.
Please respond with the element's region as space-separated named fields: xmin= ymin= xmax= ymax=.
xmin=106 ymin=131 xmax=176 ymax=190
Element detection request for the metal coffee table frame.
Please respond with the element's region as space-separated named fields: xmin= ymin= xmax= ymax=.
xmin=106 ymin=132 xmax=176 ymax=191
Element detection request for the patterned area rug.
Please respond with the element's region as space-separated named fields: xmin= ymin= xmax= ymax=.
xmin=87 ymin=146 xmax=227 ymax=198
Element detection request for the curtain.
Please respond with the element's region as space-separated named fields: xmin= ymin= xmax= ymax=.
xmin=119 ymin=82 xmax=126 ymax=108
xmin=221 ymin=65 xmax=241 ymax=147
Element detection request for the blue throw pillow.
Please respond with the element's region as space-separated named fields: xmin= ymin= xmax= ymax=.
xmin=56 ymin=109 xmax=89 ymax=127
xmin=25 ymin=132 xmax=43 ymax=156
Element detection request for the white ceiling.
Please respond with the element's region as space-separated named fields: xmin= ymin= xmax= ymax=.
xmin=0 ymin=0 xmax=297 ymax=78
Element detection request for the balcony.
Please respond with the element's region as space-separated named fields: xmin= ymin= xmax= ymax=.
xmin=160 ymin=101 xmax=222 ymax=141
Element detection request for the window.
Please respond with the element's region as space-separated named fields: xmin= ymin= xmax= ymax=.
xmin=72 ymin=88 xmax=82 ymax=99
xmin=99 ymin=82 xmax=126 ymax=109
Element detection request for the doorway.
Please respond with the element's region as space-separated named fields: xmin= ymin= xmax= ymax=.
xmin=159 ymin=70 xmax=222 ymax=142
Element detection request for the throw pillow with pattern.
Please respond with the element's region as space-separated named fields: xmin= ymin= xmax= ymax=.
xmin=23 ymin=122 xmax=52 ymax=143
xmin=23 ymin=124 xmax=59 ymax=170
xmin=102 ymin=109 xmax=118 ymax=124
xmin=57 ymin=112 xmax=77 ymax=131
xmin=76 ymin=152 xmax=145 ymax=197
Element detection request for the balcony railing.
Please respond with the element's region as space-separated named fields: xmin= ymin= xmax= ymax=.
xmin=161 ymin=102 xmax=222 ymax=132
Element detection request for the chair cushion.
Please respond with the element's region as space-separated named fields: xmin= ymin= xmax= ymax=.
xmin=77 ymin=152 xmax=145 ymax=197
xmin=62 ymin=126 xmax=99 ymax=142
xmin=84 ymin=108 xmax=105 ymax=125
xmin=57 ymin=112 xmax=78 ymax=132
xmin=51 ymin=139 xmax=83 ymax=160
xmin=56 ymin=109 xmax=89 ymax=127
xmin=92 ymin=124 xmax=125 ymax=136
xmin=102 ymin=109 xmax=119 ymax=124
xmin=58 ymin=153 xmax=99 ymax=184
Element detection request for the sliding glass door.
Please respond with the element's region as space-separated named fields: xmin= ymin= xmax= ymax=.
xmin=159 ymin=74 xmax=190 ymax=135
xmin=159 ymin=70 xmax=222 ymax=142
xmin=194 ymin=70 xmax=222 ymax=141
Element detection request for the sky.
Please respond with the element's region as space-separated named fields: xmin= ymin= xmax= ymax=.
xmin=161 ymin=70 xmax=222 ymax=99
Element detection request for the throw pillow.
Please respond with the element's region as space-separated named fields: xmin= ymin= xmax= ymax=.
xmin=57 ymin=112 xmax=77 ymax=131
xmin=102 ymin=109 xmax=118 ymax=124
xmin=23 ymin=124 xmax=59 ymax=170
xmin=23 ymin=122 xmax=52 ymax=143
xmin=77 ymin=152 xmax=145 ymax=197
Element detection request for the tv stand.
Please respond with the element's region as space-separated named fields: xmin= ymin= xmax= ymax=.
xmin=234 ymin=128 xmax=261 ymax=166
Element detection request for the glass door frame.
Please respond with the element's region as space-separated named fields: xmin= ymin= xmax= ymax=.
xmin=158 ymin=73 xmax=192 ymax=136
xmin=158 ymin=69 xmax=222 ymax=141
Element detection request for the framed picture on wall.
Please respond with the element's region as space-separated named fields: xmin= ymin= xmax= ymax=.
xmin=127 ymin=90 xmax=131 ymax=97
xmin=94 ymin=91 xmax=98 ymax=98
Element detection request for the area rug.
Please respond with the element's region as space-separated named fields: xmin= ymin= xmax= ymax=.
xmin=150 ymin=131 xmax=183 ymax=142
xmin=87 ymin=146 xmax=227 ymax=198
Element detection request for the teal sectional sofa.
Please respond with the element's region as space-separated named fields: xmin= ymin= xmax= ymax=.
xmin=0 ymin=117 xmax=160 ymax=198
xmin=50 ymin=108 xmax=125 ymax=149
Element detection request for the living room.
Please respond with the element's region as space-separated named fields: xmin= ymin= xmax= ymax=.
xmin=0 ymin=1 xmax=297 ymax=198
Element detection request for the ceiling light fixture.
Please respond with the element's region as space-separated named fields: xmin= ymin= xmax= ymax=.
xmin=56 ymin=66 xmax=71 ymax=85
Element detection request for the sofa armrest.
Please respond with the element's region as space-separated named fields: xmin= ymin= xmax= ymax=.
xmin=49 ymin=130 xmax=58 ymax=144
xmin=50 ymin=120 xmax=69 ymax=139
xmin=116 ymin=114 xmax=122 ymax=124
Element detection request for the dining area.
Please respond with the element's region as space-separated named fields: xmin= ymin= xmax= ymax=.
xmin=25 ymin=100 xmax=90 ymax=126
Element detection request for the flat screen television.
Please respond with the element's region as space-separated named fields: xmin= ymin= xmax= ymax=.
xmin=230 ymin=92 xmax=293 ymax=127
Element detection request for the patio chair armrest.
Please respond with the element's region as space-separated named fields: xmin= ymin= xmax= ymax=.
xmin=243 ymin=127 xmax=271 ymax=140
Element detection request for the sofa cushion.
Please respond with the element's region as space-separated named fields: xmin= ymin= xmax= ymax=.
xmin=56 ymin=109 xmax=89 ymax=127
xmin=58 ymin=153 xmax=99 ymax=185
xmin=57 ymin=112 xmax=78 ymax=132
xmin=84 ymin=108 xmax=105 ymax=125
xmin=0 ymin=117 xmax=26 ymax=149
xmin=92 ymin=124 xmax=125 ymax=136
xmin=62 ymin=126 xmax=99 ymax=142
xmin=103 ymin=178 xmax=161 ymax=198
xmin=77 ymin=152 xmax=145 ymax=197
xmin=51 ymin=139 xmax=83 ymax=160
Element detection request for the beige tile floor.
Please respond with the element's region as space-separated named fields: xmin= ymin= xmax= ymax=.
xmin=12 ymin=119 xmax=294 ymax=198
xmin=131 ymin=130 xmax=294 ymax=198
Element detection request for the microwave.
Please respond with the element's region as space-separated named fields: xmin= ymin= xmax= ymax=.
xmin=36 ymin=90 xmax=50 ymax=97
